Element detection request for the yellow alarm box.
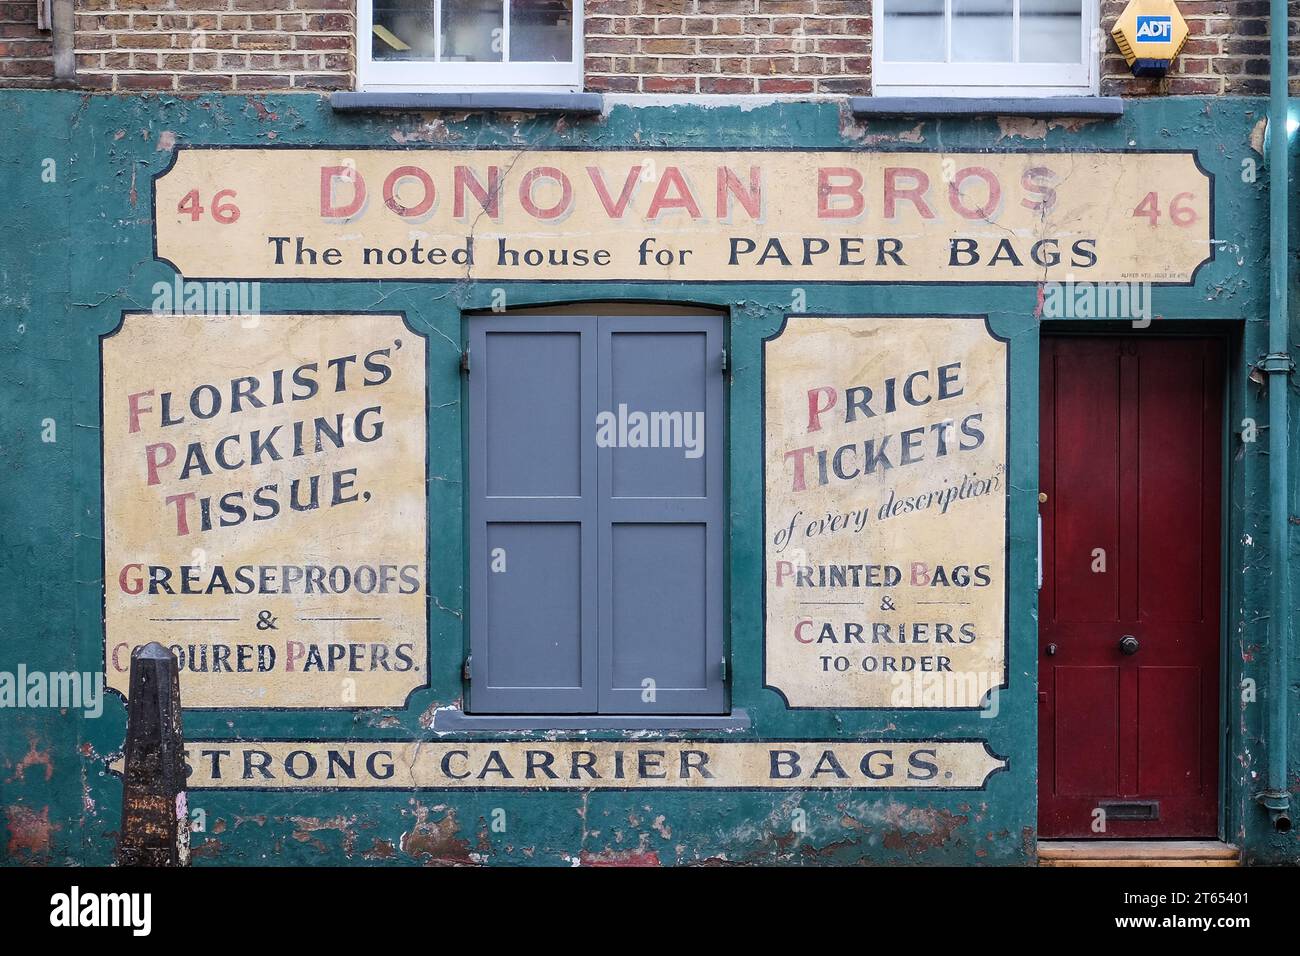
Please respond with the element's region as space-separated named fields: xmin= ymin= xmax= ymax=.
xmin=1112 ymin=0 xmax=1189 ymax=77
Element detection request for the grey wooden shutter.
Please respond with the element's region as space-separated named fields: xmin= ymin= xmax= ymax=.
xmin=596 ymin=315 xmax=725 ymax=714
xmin=468 ymin=311 xmax=725 ymax=716
xmin=468 ymin=316 xmax=597 ymax=713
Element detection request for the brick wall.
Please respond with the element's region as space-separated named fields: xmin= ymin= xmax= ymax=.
xmin=0 ymin=0 xmax=1289 ymax=95
xmin=585 ymin=0 xmax=871 ymax=95
xmin=73 ymin=0 xmax=354 ymax=92
xmin=1 ymin=0 xmax=54 ymax=87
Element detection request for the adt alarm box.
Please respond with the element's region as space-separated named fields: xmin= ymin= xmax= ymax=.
xmin=1113 ymin=1 xmax=1188 ymax=77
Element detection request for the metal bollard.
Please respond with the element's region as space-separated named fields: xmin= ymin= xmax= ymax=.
xmin=116 ymin=641 xmax=189 ymax=867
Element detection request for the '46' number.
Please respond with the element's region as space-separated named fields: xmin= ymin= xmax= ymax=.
xmin=1132 ymin=191 xmax=1198 ymax=227
xmin=178 ymin=188 xmax=240 ymax=224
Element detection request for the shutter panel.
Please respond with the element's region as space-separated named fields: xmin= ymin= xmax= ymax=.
xmin=596 ymin=315 xmax=726 ymax=714
xmin=468 ymin=316 xmax=597 ymax=713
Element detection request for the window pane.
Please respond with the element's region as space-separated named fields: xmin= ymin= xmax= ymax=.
xmin=442 ymin=0 xmax=504 ymax=62
xmin=511 ymin=0 xmax=574 ymax=62
xmin=372 ymin=1 xmax=437 ymax=61
xmin=883 ymin=0 xmax=944 ymax=62
xmin=952 ymin=0 xmax=1013 ymax=63
xmin=1020 ymin=0 xmax=1083 ymax=63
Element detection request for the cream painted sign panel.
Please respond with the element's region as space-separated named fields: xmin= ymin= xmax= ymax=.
xmin=140 ymin=740 xmax=1009 ymax=790
xmin=764 ymin=316 xmax=1008 ymax=709
xmin=153 ymin=148 xmax=1211 ymax=283
xmin=102 ymin=312 xmax=428 ymax=708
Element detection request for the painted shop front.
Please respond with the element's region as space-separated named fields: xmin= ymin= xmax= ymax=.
xmin=2 ymin=91 xmax=1297 ymax=866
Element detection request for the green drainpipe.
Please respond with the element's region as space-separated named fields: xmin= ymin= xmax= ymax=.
xmin=1259 ymin=0 xmax=1294 ymax=831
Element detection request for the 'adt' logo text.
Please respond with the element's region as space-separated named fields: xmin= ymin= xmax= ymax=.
xmin=1135 ymin=15 xmax=1172 ymax=42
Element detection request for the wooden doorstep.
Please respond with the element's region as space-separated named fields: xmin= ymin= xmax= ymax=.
xmin=1039 ymin=840 xmax=1240 ymax=867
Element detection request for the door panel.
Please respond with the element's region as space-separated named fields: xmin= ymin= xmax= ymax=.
xmin=484 ymin=521 xmax=584 ymax=689
xmin=484 ymin=331 xmax=584 ymax=497
xmin=1039 ymin=335 xmax=1223 ymax=838
xmin=1051 ymin=344 xmax=1122 ymax=623
xmin=1053 ymin=666 xmax=1120 ymax=796
xmin=597 ymin=315 xmax=725 ymax=713
xmin=608 ymin=330 xmax=709 ymax=499
xmin=610 ymin=522 xmax=710 ymax=690
xmin=469 ymin=317 xmax=598 ymax=713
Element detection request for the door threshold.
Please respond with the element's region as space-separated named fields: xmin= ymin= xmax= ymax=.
xmin=1038 ymin=840 xmax=1240 ymax=867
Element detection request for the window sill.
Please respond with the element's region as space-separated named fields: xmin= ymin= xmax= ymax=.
xmin=850 ymin=96 xmax=1124 ymax=119
xmin=330 ymin=91 xmax=604 ymax=114
xmin=432 ymin=708 xmax=751 ymax=732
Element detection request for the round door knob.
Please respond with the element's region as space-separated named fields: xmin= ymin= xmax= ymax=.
xmin=1118 ymin=635 xmax=1140 ymax=656
xmin=1045 ymin=643 xmax=1058 ymax=656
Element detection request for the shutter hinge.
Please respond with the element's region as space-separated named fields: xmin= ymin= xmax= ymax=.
xmin=720 ymin=348 xmax=728 ymax=375
xmin=462 ymin=655 xmax=472 ymax=682
xmin=460 ymin=348 xmax=470 ymax=375
xmin=720 ymin=658 xmax=728 ymax=682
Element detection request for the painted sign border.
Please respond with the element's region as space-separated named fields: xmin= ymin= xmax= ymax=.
xmin=97 ymin=309 xmax=434 ymax=713
xmin=105 ymin=737 xmax=1011 ymax=793
xmin=760 ymin=313 xmax=1013 ymax=711
xmin=149 ymin=145 xmax=1217 ymax=288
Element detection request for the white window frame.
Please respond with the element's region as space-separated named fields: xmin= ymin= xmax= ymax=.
xmin=871 ymin=0 xmax=1099 ymax=97
xmin=357 ymin=0 xmax=584 ymax=92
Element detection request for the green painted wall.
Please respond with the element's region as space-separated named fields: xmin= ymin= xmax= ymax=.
xmin=0 ymin=91 xmax=1296 ymax=865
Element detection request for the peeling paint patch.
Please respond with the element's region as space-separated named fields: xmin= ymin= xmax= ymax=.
xmin=364 ymin=838 xmax=398 ymax=860
xmin=1047 ymin=117 xmax=1103 ymax=134
xmin=190 ymin=838 xmax=223 ymax=860
xmin=856 ymin=121 xmax=926 ymax=146
xmin=5 ymin=805 xmax=58 ymax=859
xmin=246 ymin=98 xmax=278 ymax=123
xmin=289 ymin=814 xmax=360 ymax=857
xmin=839 ymin=802 xmax=970 ymax=860
xmin=580 ymin=848 xmax=661 ymax=866
xmin=1250 ymin=118 xmax=1267 ymax=156
xmin=400 ymin=802 xmax=473 ymax=865
xmin=996 ymin=117 xmax=1049 ymax=141
xmin=390 ymin=120 xmax=455 ymax=144
xmin=10 ymin=736 xmax=53 ymax=782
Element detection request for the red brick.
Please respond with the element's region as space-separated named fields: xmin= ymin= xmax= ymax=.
xmin=237 ymin=33 xmax=293 ymax=50
xmin=587 ymin=72 xmax=638 ymax=91
xmin=700 ymin=75 xmax=753 ymax=92
xmin=233 ymin=72 xmax=288 ymax=89
xmin=176 ymin=72 xmax=231 ymax=90
xmin=291 ymin=72 xmax=349 ymax=89
xmin=643 ymin=74 xmax=696 ymax=92
xmin=758 ymin=77 xmax=814 ymax=92
xmin=118 ymin=72 xmax=175 ymax=89
xmin=294 ymin=34 xmax=350 ymax=50
xmin=644 ymin=37 xmax=696 ymax=53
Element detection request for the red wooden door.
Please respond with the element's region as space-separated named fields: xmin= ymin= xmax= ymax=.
xmin=1038 ymin=335 xmax=1223 ymax=838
